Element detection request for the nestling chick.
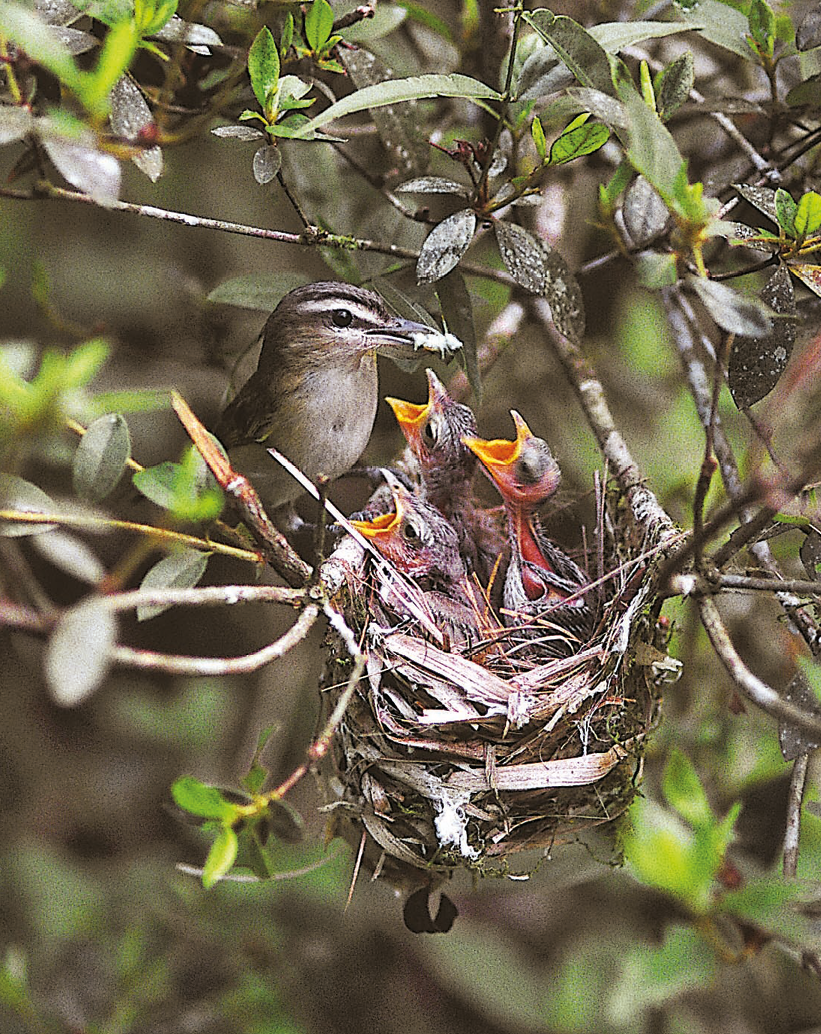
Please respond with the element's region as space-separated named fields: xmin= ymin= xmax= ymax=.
xmin=463 ymin=412 xmax=596 ymax=651
xmin=385 ymin=369 xmax=505 ymax=587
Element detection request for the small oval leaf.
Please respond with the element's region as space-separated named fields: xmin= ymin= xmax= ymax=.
xmin=396 ymin=176 xmax=471 ymax=197
xmin=0 ymin=475 xmax=58 ymax=536
xmin=623 ymin=175 xmax=668 ymax=246
xmin=779 ymin=670 xmax=821 ymax=760
xmin=32 ymin=530 xmax=106 ymax=585
xmin=172 ymin=775 xmax=242 ymax=820
xmin=110 ymin=76 xmax=162 ymax=182
xmin=73 ymin=413 xmax=131 ymax=502
xmin=252 ymin=143 xmax=282 ymax=184
xmin=416 ymin=209 xmax=476 ymax=284
xmin=212 ymin=124 xmax=264 ymax=141
xmin=202 ymin=826 xmax=239 ymax=888
xmin=137 ymin=548 xmax=210 ymax=621
xmin=655 ymin=50 xmax=694 ymax=121
xmin=45 ymin=598 xmax=116 ymax=706
xmin=493 ymin=220 xmax=547 ymax=294
xmin=689 ymin=276 xmax=773 ymax=338
xmin=542 ymin=242 xmax=586 ymax=343
xmin=734 ymin=183 xmax=778 ymax=224
xmin=729 ymin=264 xmax=795 ymax=408
xmin=40 ymin=122 xmax=121 ymax=205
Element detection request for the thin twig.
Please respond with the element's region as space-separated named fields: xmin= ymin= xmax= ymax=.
xmin=783 ymin=753 xmax=810 ymax=879
xmin=112 ymin=602 xmax=320 ymax=675
xmin=0 ymin=509 xmax=259 ymax=563
xmin=5 ymin=182 xmax=515 ymax=286
xmin=530 ymin=298 xmax=677 ymax=547
xmin=699 ymin=595 xmax=821 ymax=737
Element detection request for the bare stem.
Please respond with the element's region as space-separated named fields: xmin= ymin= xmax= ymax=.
xmin=699 ymin=595 xmax=821 ymax=737
xmin=113 ymin=602 xmax=320 ymax=675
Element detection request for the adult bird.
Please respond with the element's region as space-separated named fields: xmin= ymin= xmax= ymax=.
xmin=385 ymin=369 xmax=504 ymax=589
xmin=348 ymin=471 xmax=489 ymax=644
xmin=215 ymin=282 xmax=461 ymax=519
xmin=463 ymin=412 xmax=596 ymax=654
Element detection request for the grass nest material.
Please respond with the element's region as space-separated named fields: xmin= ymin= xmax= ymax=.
xmin=318 ymin=483 xmax=672 ymax=902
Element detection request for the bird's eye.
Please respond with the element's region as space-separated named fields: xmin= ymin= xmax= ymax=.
xmin=401 ymin=520 xmax=420 ymax=542
xmin=331 ymin=309 xmax=353 ymax=328
xmin=423 ymin=420 xmax=437 ymax=444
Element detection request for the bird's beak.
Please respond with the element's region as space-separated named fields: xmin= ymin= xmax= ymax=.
xmin=349 ymin=470 xmax=407 ymax=541
xmin=385 ymin=395 xmax=431 ymax=448
xmin=365 ymin=318 xmax=463 ymax=362
xmin=462 ymin=411 xmax=531 ymax=479
xmin=349 ymin=508 xmax=401 ymax=541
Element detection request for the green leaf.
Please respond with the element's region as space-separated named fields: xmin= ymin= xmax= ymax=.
xmin=206 ymin=272 xmax=307 ymax=311
xmin=639 ymin=59 xmax=655 ymax=109
xmin=45 ymin=597 xmax=116 ymax=706
xmin=655 ymin=50 xmax=694 ymax=121
xmin=775 ymin=187 xmax=798 ymax=236
xmin=248 ymin=26 xmax=280 ymax=111
xmin=202 ymin=827 xmax=238 ymax=888
xmin=524 ymin=10 xmax=613 ymax=95
xmin=531 ymin=115 xmax=546 ymax=160
xmin=0 ymin=475 xmax=58 ymax=537
xmin=61 ymin=338 xmax=109 ymax=390
xmin=436 ymin=270 xmax=480 ymax=399
xmin=676 ymin=0 xmax=755 ymax=60
xmin=795 ymin=191 xmax=821 ymax=236
xmin=289 ymin=73 xmax=501 ymax=139
xmin=132 ymin=449 xmax=223 ymax=521
xmin=547 ymin=118 xmax=609 ymax=165
xmin=72 ymin=413 xmax=131 ymax=502
xmin=0 ymin=4 xmax=83 ymax=99
xmin=618 ymin=75 xmax=686 ymax=207
xmin=280 ymin=13 xmax=294 ymax=56
xmin=171 ymin=775 xmax=243 ymax=821
xmin=662 ymin=749 xmax=714 ymax=828
xmin=136 ymin=548 xmax=210 ymax=621
xmin=134 ymin=0 xmax=177 ymax=36
xmin=304 ymin=0 xmax=334 ymax=52
xmin=748 ymin=0 xmax=775 ymax=57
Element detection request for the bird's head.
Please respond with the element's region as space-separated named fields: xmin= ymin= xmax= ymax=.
xmin=385 ymin=369 xmax=478 ymax=478
xmin=256 ymin=283 xmax=461 ymax=376
xmin=462 ymin=411 xmax=561 ymax=510
xmin=349 ymin=470 xmax=463 ymax=582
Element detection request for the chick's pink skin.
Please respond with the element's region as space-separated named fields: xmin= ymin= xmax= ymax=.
xmin=463 ymin=412 xmax=593 ymax=632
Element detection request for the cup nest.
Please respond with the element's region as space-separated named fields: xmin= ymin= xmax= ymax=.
xmin=319 ymin=485 xmax=672 ymax=889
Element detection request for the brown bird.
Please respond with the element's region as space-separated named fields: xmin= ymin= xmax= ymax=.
xmin=215 ymin=282 xmax=462 ymax=518
xmin=385 ymin=369 xmax=504 ymax=587
xmin=463 ymin=412 xmax=596 ymax=653
xmin=349 ymin=471 xmax=488 ymax=643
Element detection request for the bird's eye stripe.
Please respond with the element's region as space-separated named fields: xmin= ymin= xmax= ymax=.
xmin=300 ymin=300 xmax=379 ymax=323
